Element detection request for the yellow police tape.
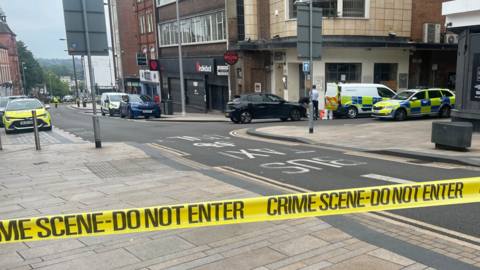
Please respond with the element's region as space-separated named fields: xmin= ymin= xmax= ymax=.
xmin=1 ymin=178 xmax=480 ymax=243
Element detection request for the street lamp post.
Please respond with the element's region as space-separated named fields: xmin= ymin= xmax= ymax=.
xmin=21 ymin=62 xmax=26 ymax=95
xmin=49 ymin=74 xmax=52 ymax=97
xmin=176 ymin=0 xmax=186 ymax=117
xmin=295 ymin=0 xmax=314 ymax=133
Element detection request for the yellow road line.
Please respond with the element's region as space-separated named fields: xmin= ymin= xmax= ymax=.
xmin=146 ymin=143 xmax=190 ymax=156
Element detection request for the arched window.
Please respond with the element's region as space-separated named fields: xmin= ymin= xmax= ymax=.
xmin=150 ymin=46 xmax=155 ymax=60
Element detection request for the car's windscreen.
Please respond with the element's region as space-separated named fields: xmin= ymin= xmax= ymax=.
xmin=129 ymin=95 xmax=153 ymax=102
xmin=0 ymin=98 xmax=9 ymax=107
xmin=6 ymin=100 xmax=43 ymax=111
xmin=392 ymin=91 xmax=415 ymax=100
xmin=109 ymin=95 xmax=122 ymax=102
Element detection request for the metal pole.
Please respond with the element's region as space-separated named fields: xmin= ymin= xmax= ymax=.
xmin=432 ymin=70 xmax=435 ymax=87
xmin=22 ymin=63 xmax=26 ymax=95
xmin=0 ymin=124 xmax=3 ymax=150
xmin=176 ymin=0 xmax=186 ymax=117
xmin=308 ymin=0 xmax=314 ymax=133
xmin=32 ymin=110 xmax=41 ymax=150
xmin=82 ymin=0 xmax=102 ymax=148
xmin=72 ymin=55 xmax=79 ymax=101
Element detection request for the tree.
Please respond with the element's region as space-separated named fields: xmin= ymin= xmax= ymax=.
xmin=43 ymin=72 xmax=71 ymax=97
xmin=17 ymin=40 xmax=44 ymax=93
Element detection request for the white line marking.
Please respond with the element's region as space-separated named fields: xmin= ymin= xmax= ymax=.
xmin=361 ymin=174 xmax=413 ymax=184
xmin=219 ymin=152 xmax=244 ymax=160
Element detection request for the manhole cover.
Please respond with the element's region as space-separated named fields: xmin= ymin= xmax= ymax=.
xmin=85 ymin=158 xmax=175 ymax=179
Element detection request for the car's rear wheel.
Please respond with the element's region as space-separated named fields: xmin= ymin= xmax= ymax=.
xmin=290 ymin=109 xmax=301 ymax=121
xmin=240 ymin=111 xmax=252 ymax=123
xmin=440 ymin=105 xmax=451 ymax=118
xmin=280 ymin=118 xmax=288 ymax=121
xmin=230 ymin=118 xmax=240 ymax=123
xmin=346 ymin=106 xmax=357 ymax=119
xmin=101 ymin=109 xmax=106 ymax=116
xmin=394 ymin=108 xmax=407 ymax=121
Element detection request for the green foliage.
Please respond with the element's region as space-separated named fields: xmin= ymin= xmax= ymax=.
xmin=43 ymin=72 xmax=72 ymax=97
xmin=16 ymin=40 xmax=44 ymax=93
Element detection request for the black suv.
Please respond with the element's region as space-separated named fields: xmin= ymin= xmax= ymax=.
xmin=225 ymin=93 xmax=306 ymax=123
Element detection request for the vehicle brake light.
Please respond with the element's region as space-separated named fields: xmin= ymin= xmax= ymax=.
xmin=338 ymin=93 xmax=341 ymax=105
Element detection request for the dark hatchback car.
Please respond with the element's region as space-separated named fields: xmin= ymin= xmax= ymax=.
xmin=119 ymin=94 xmax=161 ymax=119
xmin=225 ymin=93 xmax=306 ymax=123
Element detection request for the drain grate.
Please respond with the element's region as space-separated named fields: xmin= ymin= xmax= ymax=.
xmin=85 ymin=158 xmax=176 ymax=179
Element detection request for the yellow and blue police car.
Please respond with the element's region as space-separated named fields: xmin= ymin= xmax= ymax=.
xmin=2 ymin=98 xmax=52 ymax=134
xmin=372 ymin=88 xmax=455 ymax=121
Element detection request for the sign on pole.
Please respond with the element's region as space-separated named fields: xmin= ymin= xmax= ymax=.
xmin=303 ymin=62 xmax=310 ymax=73
xmin=62 ymin=0 xmax=109 ymax=56
xmin=137 ymin=53 xmax=147 ymax=66
xmin=297 ymin=6 xmax=322 ymax=61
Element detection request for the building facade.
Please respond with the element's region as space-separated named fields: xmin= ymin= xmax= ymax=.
xmin=108 ymin=0 xmax=141 ymax=94
xmin=0 ymin=7 xmax=20 ymax=96
xmin=155 ymin=0 xmax=230 ymax=113
xmin=135 ymin=0 xmax=160 ymax=99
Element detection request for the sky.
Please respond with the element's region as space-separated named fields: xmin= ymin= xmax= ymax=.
xmin=0 ymin=0 xmax=111 ymax=59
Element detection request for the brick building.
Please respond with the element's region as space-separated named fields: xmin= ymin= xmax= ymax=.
xmin=155 ymin=0 xmax=229 ymax=113
xmin=0 ymin=7 xmax=21 ymax=96
xmin=108 ymin=0 xmax=141 ymax=94
xmin=135 ymin=0 xmax=160 ymax=99
xmin=408 ymin=0 xmax=457 ymax=90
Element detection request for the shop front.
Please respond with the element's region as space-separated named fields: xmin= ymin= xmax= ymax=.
xmin=139 ymin=69 xmax=160 ymax=99
xmin=159 ymin=58 xmax=228 ymax=113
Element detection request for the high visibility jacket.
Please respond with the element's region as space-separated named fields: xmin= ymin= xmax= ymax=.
xmin=76 ymin=98 xmax=79 ymax=102
xmin=53 ymin=97 xmax=58 ymax=103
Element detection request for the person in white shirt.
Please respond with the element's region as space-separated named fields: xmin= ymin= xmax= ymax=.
xmin=312 ymin=85 xmax=319 ymax=120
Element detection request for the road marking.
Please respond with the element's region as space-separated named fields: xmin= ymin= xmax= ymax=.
xmin=145 ymin=143 xmax=190 ymax=156
xmin=219 ymin=152 xmax=244 ymax=160
xmin=282 ymin=148 xmax=316 ymax=154
xmin=194 ymin=141 xmax=236 ymax=148
xmin=287 ymin=159 xmax=342 ymax=168
xmin=361 ymin=174 xmax=413 ymax=184
xmin=225 ymin=149 xmax=270 ymax=159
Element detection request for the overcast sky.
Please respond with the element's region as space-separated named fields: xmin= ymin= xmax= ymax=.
xmin=0 ymin=0 xmax=111 ymax=59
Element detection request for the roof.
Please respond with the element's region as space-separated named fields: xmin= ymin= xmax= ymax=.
xmin=0 ymin=22 xmax=15 ymax=35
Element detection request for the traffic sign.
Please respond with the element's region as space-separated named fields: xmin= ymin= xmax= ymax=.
xmin=71 ymin=43 xmax=78 ymax=49
xmin=303 ymin=62 xmax=310 ymax=73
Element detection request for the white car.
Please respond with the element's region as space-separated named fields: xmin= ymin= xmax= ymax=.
xmin=101 ymin=92 xmax=124 ymax=116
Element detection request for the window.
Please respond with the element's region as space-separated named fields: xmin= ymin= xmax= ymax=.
xmin=150 ymin=46 xmax=155 ymax=60
xmin=343 ymin=0 xmax=365 ymax=17
xmin=139 ymin=14 xmax=145 ymax=34
xmin=247 ymin=94 xmax=263 ymax=102
xmin=442 ymin=90 xmax=454 ymax=97
xmin=156 ymin=0 xmax=175 ymax=6
xmin=413 ymin=91 xmax=426 ymax=100
xmin=265 ymin=94 xmax=285 ymax=102
xmin=374 ymin=63 xmax=398 ymax=90
xmin=237 ymin=0 xmax=245 ymax=41
xmin=377 ymin=88 xmax=395 ymax=98
xmin=326 ymin=63 xmax=362 ymax=83
xmin=287 ymin=0 xmax=366 ymax=19
xmin=428 ymin=90 xmax=442 ymax=99
xmin=159 ymin=11 xmax=226 ymax=46
xmin=146 ymin=12 xmax=153 ymax=33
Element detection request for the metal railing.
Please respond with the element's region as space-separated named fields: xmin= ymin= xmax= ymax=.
xmin=342 ymin=0 xmax=365 ymax=17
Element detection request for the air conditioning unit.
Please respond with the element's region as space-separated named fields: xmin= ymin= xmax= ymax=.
xmin=422 ymin=23 xmax=441 ymax=43
xmin=444 ymin=34 xmax=458 ymax=44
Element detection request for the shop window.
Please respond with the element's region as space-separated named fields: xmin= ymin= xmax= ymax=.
xmin=374 ymin=63 xmax=398 ymax=91
xmin=326 ymin=63 xmax=362 ymax=83
xmin=139 ymin=14 xmax=145 ymax=34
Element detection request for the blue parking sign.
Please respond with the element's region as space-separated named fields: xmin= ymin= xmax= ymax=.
xmin=71 ymin=43 xmax=78 ymax=49
xmin=303 ymin=62 xmax=309 ymax=73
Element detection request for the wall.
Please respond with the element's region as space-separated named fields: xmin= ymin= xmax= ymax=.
xmin=157 ymin=0 xmax=225 ymax=23
xmin=229 ymin=50 xmax=272 ymax=95
xmin=116 ymin=0 xmax=139 ymax=78
xmin=409 ymin=50 xmax=457 ymax=89
xmin=136 ymin=0 xmax=157 ymax=60
xmin=269 ymin=0 xmax=412 ymax=39
xmin=411 ymin=0 xmax=452 ymax=42
xmin=280 ymin=47 xmax=410 ymax=105
xmin=0 ymin=33 xmax=20 ymax=94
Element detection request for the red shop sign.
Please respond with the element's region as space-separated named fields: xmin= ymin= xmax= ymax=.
xmin=224 ymin=51 xmax=239 ymax=65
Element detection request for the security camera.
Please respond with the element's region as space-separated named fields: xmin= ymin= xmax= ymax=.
xmin=389 ymin=32 xmax=396 ymax=37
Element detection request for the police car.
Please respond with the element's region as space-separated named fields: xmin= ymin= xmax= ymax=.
xmin=372 ymin=88 xmax=455 ymax=121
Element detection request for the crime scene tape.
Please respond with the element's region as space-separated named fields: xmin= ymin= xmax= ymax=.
xmin=1 ymin=177 xmax=480 ymax=244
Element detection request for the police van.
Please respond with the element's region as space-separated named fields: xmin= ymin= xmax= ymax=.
xmin=325 ymin=83 xmax=396 ymax=118
xmin=101 ymin=92 xmax=124 ymax=116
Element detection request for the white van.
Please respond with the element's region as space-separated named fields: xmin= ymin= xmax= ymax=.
xmin=325 ymin=83 xmax=396 ymax=118
xmin=101 ymin=92 xmax=124 ymax=116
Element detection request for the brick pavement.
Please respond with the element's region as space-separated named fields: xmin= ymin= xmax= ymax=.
xmin=0 ymin=127 xmax=87 ymax=146
xmin=0 ymin=143 xmax=478 ymax=269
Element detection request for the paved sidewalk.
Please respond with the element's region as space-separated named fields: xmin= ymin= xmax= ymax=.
xmin=248 ymin=119 xmax=480 ymax=166
xmin=1 ymin=143 xmax=479 ymax=269
xmin=0 ymin=126 xmax=88 ymax=146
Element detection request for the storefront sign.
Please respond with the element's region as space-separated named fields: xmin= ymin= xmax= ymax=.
xmin=140 ymin=69 xmax=160 ymax=83
xmin=224 ymin=51 xmax=239 ymax=65
xmin=137 ymin=53 xmax=147 ymax=66
xmin=149 ymin=60 xmax=160 ymax=71
xmin=159 ymin=58 xmax=215 ymax=74
xmin=217 ymin=66 xmax=229 ymax=76
xmin=255 ymin=83 xmax=261 ymax=93
xmin=470 ymin=53 xmax=480 ymax=102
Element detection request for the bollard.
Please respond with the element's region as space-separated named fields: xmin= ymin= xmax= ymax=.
xmin=32 ymin=110 xmax=41 ymax=150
